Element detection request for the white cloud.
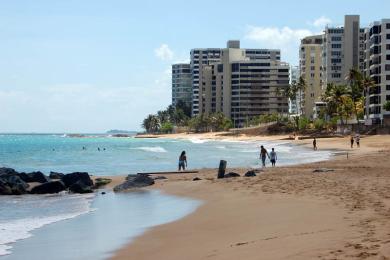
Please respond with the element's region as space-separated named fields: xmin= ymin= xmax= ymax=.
xmin=244 ymin=26 xmax=314 ymax=65
xmin=154 ymin=44 xmax=174 ymax=61
xmin=312 ymin=16 xmax=332 ymax=27
xmin=0 ymin=83 xmax=171 ymax=133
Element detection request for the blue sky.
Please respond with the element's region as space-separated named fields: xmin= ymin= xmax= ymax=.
xmin=1 ymin=0 xmax=389 ymax=132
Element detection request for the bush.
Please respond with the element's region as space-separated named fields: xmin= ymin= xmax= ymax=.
xmin=313 ymin=119 xmax=325 ymax=130
xmin=160 ymin=122 xmax=173 ymax=133
xmin=298 ymin=117 xmax=310 ymax=130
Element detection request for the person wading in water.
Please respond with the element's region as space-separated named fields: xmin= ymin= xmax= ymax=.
xmin=178 ymin=151 xmax=187 ymax=171
xmin=259 ymin=145 xmax=270 ymax=167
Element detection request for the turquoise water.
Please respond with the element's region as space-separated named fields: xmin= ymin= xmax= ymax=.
xmin=0 ymin=134 xmax=331 ymax=175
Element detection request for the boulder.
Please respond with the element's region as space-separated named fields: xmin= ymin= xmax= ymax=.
xmin=0 ymin=167 xmax=18 ymax=176
xmin=49 ymin=172 xmax=64 ymax=179
xmin=193 ymin=177 xmax=202 ymax=181
xmin=61 ymin=172 xmax=93 ymax=188
xmin=224 ymin=172 xmax=240 ymax=178
xmin=0 ymin=180 xmax=12 ymax=195
xmin=0 ymin=170 xmax=29 ymax=195
xmin=114 ymin=174 xmax=154 ymax=192
xmin=69 ymin=180 xmax=93 ymax=194
xmin=24 ymin=171 xmax=50 ymax=183
xmin=244 ymin=170 xmax=256 ymax=177
xmin=31 ymin=181 xmax=66 ymax=194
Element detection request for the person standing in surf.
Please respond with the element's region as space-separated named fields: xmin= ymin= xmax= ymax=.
xmin=178 ymin=151 xmax=187 ymax=171
xmin=259 ymin=145 xmax=269 ymax=167
xmin=269 ymin=148 xmax=277 ymax=167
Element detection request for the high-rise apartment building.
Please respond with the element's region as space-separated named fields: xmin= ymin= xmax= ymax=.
xmin=190 ymin=40 xmax=281 ymax=117
xmin=171 ymin=63 xmax=192 ymax=108
xmin=299 ymin=35 xmax=323 ymax=118
xmin=322 ymin=15 xmax=365 ymax=86
xmin=363 ymin=19 xmax=390 ymax=124
xmin=195 ymin=41 xmax=289 ymax=127
xmin=190 ymin=48 xmax=222 ymax=116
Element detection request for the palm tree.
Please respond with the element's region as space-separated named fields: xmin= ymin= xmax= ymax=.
xmin=142 ymin=114 xmax=160 ymax=133
xmin=322 ymin=83 xmax=350 ymax=126
xmin=361 ymin=76 xmax=376 ymax=120
xmin=296 ymin=76 xmax=306 ymax=116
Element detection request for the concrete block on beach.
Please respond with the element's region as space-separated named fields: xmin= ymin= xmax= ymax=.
xmin=313 ymin=168 xmax=335 ymax=173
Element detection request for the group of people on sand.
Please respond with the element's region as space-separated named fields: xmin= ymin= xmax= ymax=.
xmin=350 ymin=134 xmax=360 ymax=148
xmin=259 ymin=146 xmax=277 ymax=168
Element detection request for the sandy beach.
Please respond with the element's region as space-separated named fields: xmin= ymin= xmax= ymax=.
xmin=110 ymin=134 xmax=390 ymax=260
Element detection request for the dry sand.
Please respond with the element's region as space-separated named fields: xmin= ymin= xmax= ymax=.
xmin=109 ymin=134 xmax=390 ymax=260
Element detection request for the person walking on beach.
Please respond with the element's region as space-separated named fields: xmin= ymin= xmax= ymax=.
xmin=355 ymin=134 xmax=360 ymax=148
xmin=260 ymin=145 xmax=270 ymax=167
xmin=313 ymin=138 xmax=317 ymax=151
xmin=178 ymin=151 xmax=187 ymax=171
xmin=350 ymin=135 xmax=354 ymax=148
xmin=269 ymin=148 xmax=277 ymax=167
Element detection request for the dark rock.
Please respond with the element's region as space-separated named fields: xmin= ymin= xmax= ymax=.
xmin=31 ymin=181 xmax=66 ymax=194
xmin=101 ymin=191 xmax=106 ymax=195
xmin=62 ymin=172 xmax=93 ymax=188
xmin=93 ymin=178 xmax=112 ymax=188
xmin=0 ymin=169 xmax=30 ymax=195
xmin=49 ymin=172 xmax=64 ymax=179
xmin=24 ymin=171 xmax=50 ymax=183
xmin=224 ymin=172 xmax=240 ymax=178
xmin=0 ymin=180 xmax=12 ymax=195
xmin=0 ymin=167 xmax=18 ymax=176
xmin=153 ymin=176 xmax=167 ymax=180
xmin=114 ymin=174 xmax=155 ymax=192
xmin=313 ymin=168 xmax=335 ymax=173
xmin=69 ymin=180 xmax=93 ymax=194
xmin=193 ymin=177 xmax=202 ymax=181
xmin=244 ymin=170 xmax=256 ymax=177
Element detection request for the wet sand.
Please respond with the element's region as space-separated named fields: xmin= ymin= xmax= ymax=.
xmin=110 ymin=134 xmax=390 ymax=260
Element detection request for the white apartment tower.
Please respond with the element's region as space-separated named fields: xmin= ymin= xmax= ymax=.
xmin=322 ymin=15 xmax=365 ymax=86
xmin=363 ymin=19 xmax=390 ymax=124
xmin=196 ymin=41 xmax=289 ymax=127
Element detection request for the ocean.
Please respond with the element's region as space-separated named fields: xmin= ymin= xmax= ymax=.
xmin=0 ymin=134 xmax=332 ymax=259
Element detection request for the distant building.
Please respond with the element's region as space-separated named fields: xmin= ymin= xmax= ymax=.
xmin=172 ymin=63 xmax=192 ymax=108
xmin=190 ymin=48 xmax=222 ymax=116
xmin=300 ymin=35 xmax=323 ymax=118
xmin=322 ymin=15 xmax=365 ymax=87
xmin=363 ymin=19 xmax=390 ymax=124
xmin=195 ymin=41 xmax=289 ymax=127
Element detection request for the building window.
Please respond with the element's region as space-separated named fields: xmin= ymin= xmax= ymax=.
xmin=331 ymin=36 xmax=342 ymax=41
xmin=387 ymin=85 xmax=390 ymax=90
xmin=387 ymin=55 xmax=390 ymax=61
xmin=387 ymin=34 xmax=390 ymax=40
xmin=387 ymin=75 xmax=390 ymax=80
xmin=331 ymin=44 xmax=342 ymax=48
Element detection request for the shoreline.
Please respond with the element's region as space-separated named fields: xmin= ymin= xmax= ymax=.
xmin=109 ymin=134 xmax=390 ymax=260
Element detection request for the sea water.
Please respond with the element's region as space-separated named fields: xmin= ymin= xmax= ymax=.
xmin=0 ymin=134 xmax=332 ymax=258
xmin=0 ymin=134 xmax=331 ymax=175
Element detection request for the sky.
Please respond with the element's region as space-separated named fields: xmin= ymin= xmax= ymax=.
xmin=1 ymin=0 xmax=389 ymax=133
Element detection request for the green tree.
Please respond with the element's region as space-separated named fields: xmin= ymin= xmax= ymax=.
xmin=142 ymin=114 xmax=160 ymax=133
xmin=160 ymin=122 xmax=174 ymax=133
xmin=322 ymin=83 xmax=350 ymax=126
xmin=384 ymin=101 xmax=390 ymax=111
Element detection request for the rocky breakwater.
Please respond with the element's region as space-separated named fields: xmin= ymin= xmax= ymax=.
xmin=0 ymin=167 xmax=102 ymax=195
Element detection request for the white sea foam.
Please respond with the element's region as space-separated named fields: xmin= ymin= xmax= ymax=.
xmin=0 ymin=194 xmax=94 ymax=256
xmin=133 ymin=146 xmax=167 ymax=153
xmin=189 ymin=138 xmax=208 ymax=144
